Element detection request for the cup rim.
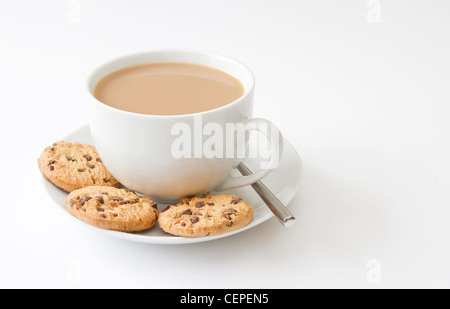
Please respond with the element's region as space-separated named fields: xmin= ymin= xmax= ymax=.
xmin=87 ymin=48 xmax=255 ymax=119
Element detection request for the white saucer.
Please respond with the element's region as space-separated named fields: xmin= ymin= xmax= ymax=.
xmin=42 ymin=125 xmax=303 ymax=244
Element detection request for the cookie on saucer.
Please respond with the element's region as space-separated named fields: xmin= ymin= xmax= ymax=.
xmin=38 ymin=141 xmax=119 ymax=192
xmin=66 ymin=186 xmax=158 ymax=232
xmin=158 ymin=194 xmax=253 ymax=237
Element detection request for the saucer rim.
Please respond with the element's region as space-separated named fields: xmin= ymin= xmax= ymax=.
xmin=42 ymin=125 xmax=302 ymax=245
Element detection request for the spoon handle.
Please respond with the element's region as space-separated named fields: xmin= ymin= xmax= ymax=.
xmin=237 ymin=162 xmax=295 ymax=228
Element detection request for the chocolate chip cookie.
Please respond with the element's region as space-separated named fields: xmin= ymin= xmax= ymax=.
xmin=38 ymin=141 xmax=119 ymax=192
xmin=158 ymin=194 xmax=253 ymax=237
xmin=66 ymin=186 xmax=158 ymax=232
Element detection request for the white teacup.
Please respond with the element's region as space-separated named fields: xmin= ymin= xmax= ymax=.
xmin=87 ymin=49 xmax=283 ymax=202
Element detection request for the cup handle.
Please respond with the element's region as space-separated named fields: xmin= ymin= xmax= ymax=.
xmin=214 ymin=118 xmax=284 ymax=191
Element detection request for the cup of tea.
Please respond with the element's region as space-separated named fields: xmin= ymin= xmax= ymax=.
xmin=87 ymin=49 xmax=283 ymax=202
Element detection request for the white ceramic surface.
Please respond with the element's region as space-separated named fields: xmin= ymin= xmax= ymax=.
xmin=88 ymin=49 xmax=283 ymax=202
xmin=42 ymin=125 xmax=302 ymax=245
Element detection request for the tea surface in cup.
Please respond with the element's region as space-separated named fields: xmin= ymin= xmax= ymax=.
xmin=94 ymin=62 xmax=244 ymax=115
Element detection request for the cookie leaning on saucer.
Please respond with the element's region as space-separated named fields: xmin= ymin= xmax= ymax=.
xmin=158 ymin=194 xmax=253 ymax=237
xmin=66 ymin=186 xmax=158 ymax=232
xmin=38 ymin=141 xmax=119 ymax=192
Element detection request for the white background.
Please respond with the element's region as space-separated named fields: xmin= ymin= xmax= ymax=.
xmin=1 ymin=0 xmax=449 ymax=288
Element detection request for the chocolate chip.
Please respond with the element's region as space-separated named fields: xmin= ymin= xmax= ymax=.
xmin=96 ymin=158 xmax=102 ymax=163
xmin=207 ymin=203 xmax=214 ymax=206
xmin=110 ymin=197 xmax=123 ymax=202
xmin=87 ymin=164 xmax=95 ymax=169
xmin=190 ymin=216 xmax=199 ymax=224
xmin=161 ymin=205 xmax=171 ymax=212
xmin=222 ymin=209 xmax=236 ymax=220
xmin=222 ymin=209 xmax=237 ymax=220
xmin=84 ymin=155 xmax=92 ymax=161
xmin=96 ymin=196 xmax=104 ymax=204
xmin=49 ymin=165 xmax=54 ymax=171
xmin=151 ymin=203 xmax=158 ymax=209
xmin=70 ymin=200 xmax=74 ymax=207
xmin=101 ymin=192 xmax=108 ymax=195
xmin=103 ymin=179 xmax=110 ymax=183
xmin=113 ymin=214 xmax=118 ymax=217
xmin=97 ymin=208 xmax=105 ymax=212
xmin=78 ymin=169 xmax=85 ymax=172
xmin=230 ymin=198 xmax=241 ymax=205
xmin=226 ymin=221 xmax=234 ymax=227
xmin=180 ymin=209 xmax=192 ymax=216
xmin=100 ymin=214 xmax=106 ymax=218
xmin=66 ymin=156 xmax=74 ymax=161
xmin=181 ymin=222 xmax=186 ymax=227
xmin=50 ymin=147 xmax=55 ymax=151
xmin=48 ymin=160 xmax=56 ymax=165
xmin=195 ymin=201 xmax=205 ymax=208
xmin=80 ymin=196 xmax=92 ymax=206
